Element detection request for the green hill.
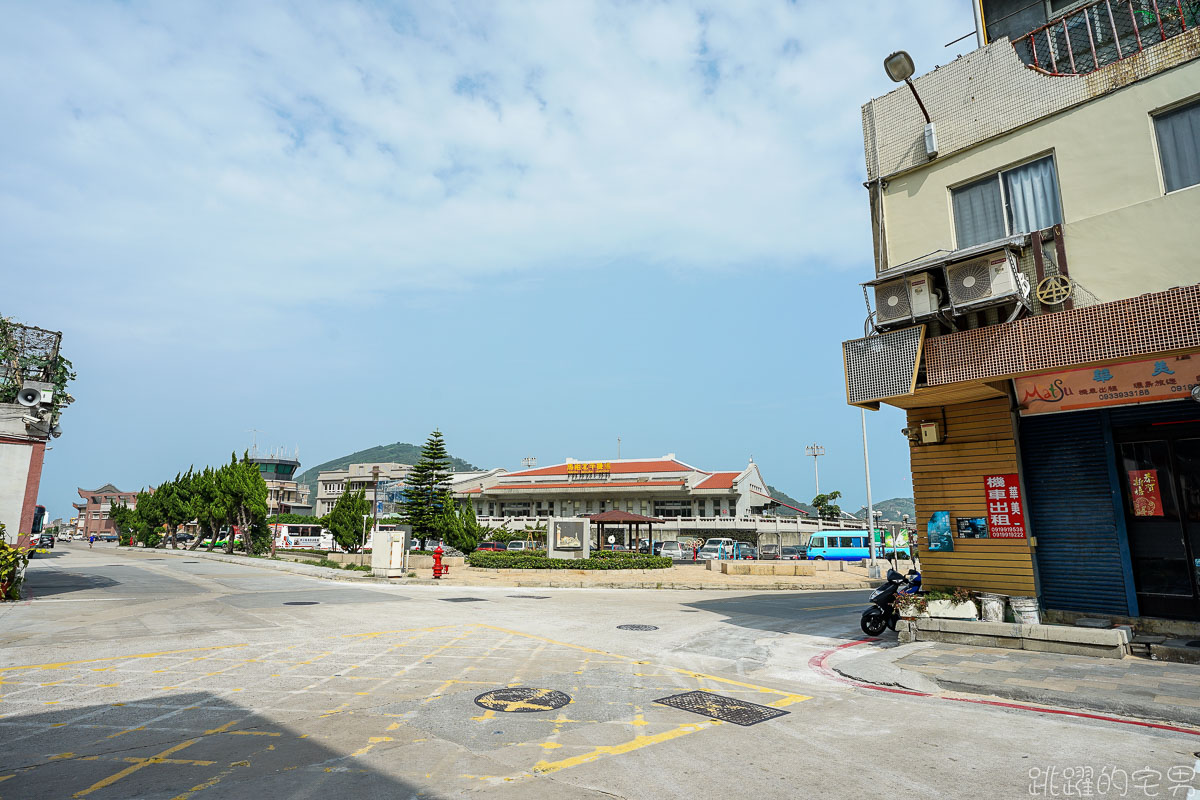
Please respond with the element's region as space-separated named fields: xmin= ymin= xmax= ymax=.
xmin=765 ymin=485 xmax=817 ymax=516
xmin=853 ymin=497 xmax=916 ymax=521
xmin=295 ymin=442 xmax=480 ymax=506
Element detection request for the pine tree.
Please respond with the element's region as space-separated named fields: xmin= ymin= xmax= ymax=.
xmin=403 ymin=429 xmax=452 ymax=548
xmin=325 ymin=487 xmax=371 ymax=553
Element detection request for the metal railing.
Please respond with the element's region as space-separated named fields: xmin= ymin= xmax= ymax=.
xmin=1013 ymin=0 xmax=1199 ymax=76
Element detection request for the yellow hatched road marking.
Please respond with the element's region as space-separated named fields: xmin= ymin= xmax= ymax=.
xmin=0 ymin=645 xmax=249 ymax=673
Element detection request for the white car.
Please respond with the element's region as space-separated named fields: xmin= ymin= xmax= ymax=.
xmin=658 ymin=541 xmax=685 ymax=559
xmin=698 ymin=538 xmax=737 ymax=559
xmin=506 ymin=540 xmax=537 ymax=551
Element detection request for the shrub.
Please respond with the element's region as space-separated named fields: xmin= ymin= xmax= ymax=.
xmin=1 ymin=528 xmax=31 ymax=601
xmin=466 ymin=550 xmax=672 ymax=571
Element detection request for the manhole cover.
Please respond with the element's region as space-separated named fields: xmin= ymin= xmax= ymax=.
xmin=440 ymin=597 xmax=487 ymax=603
xmin=474 ymin=688 xmax=571 ymax=713
xmin=507 ymin=595 xmax=550 ymax=599
xmin=617 ymin=624 xmax=659 ymax=631
xmin=283 ymin=601 xmax=319 ymax=606
xmin=654 ymin=691 xmax=790 ymax=726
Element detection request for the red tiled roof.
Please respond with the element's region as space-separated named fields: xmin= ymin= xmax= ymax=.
xmin=487 ymin=480 xmax=686 ymax=491
xmin=695 ymin=472 xmax=739 ymax=490
xmin=588 ymin=510 xmax=665 ymax=523
xmin=503 ymin=459 xmax=695 ymax=478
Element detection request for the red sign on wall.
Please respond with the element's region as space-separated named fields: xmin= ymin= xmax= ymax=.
xmin=983 ymin=474 xmax=1027 ymax=538
xmin=1128 ymin=469 xmax=1164 ymax=517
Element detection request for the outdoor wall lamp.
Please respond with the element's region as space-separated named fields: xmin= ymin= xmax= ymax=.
xmin=884 ymin=50 xmax=938 ymax=159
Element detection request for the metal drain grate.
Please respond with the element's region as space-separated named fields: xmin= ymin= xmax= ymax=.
xmin=283 ymin=601 xmax=319 ymax=606
xmin=474 ymin=688 xmax=570 ymax=713
xmin=440 ymin=597 xmax=487 ymax=603
xmin=507 ymin=595 xmax=550 ymax=599
xmin=654 ymin=691 xmax=789 ymax=726
xmin=617 ymin=624 xmax=658 ymax=631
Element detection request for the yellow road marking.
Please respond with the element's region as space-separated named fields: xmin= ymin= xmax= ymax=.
xmin=533 ymin=720 xmax=721 ymax=774
xmin=0 ymin=645 xmax=249 ymax=673
xmin=73 ymin=738 xmax=202 ymax=798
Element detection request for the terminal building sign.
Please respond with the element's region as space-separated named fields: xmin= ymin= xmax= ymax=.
xmin=566 ymin=462 xmax=612 ymax=475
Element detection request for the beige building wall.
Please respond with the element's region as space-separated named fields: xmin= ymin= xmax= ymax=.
xmin=881 ymin=58 xmax=1200 ymax=303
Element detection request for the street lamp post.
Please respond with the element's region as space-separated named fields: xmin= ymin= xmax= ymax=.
xmin=371 ymin=466 xmax=380 ymax=565
xmin=805 ymin=443 xmax=825 ymax=496
xmin=861 ymin=409 xmax=877 ymax=564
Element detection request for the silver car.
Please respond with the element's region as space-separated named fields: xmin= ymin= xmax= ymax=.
xmin=658 ymin=541 xmax=685 ymax=559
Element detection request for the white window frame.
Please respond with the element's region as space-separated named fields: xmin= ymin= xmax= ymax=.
xmin=949 ymin=152 xmax=1063 ymax=249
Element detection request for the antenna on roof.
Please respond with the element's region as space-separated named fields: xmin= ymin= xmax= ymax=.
xmin=617 ymin=437 xmax=621 ymax=460
xmin=247 ymin=428 xmax=262 ymax=457
xmin=522 ymin=457 xmax=537 ymax=469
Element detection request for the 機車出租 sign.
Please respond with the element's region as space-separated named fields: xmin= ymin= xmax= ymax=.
xmin=1014 ymin=355 xmax=1198 ymax=416
xmin=984 ymin=474 xmax=1026 ymax=538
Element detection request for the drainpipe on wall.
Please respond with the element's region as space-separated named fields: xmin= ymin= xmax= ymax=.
xmin=972 ymin=0 xmax=987 ymax=48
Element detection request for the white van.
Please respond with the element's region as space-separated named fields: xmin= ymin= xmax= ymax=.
xmin=506 ymin=540 xmax=537 ymax=551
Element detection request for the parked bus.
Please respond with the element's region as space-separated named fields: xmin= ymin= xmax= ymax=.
xmin=270 ymin=523 xmax=328 ymax=550
xmin=806 ymin=531 xmax=911 ymax=561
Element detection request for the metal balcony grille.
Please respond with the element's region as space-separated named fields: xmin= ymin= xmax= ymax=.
xmin=923 ymin=284 xmax=1200 ymax=385
xmin=843 ymin=326 xmax=925 ymax=405
xmin=1014 ymin=0 xmax=1200 ymax=76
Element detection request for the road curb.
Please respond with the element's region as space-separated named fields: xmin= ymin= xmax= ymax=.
xmin=106 ymin=548 xmax=874 ymax=592
xmin=829 ymin=640 xmax=1200 ymax=729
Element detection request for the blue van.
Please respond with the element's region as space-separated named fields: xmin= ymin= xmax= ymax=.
xmin=804 ymin=534 xmax=870 ymax=561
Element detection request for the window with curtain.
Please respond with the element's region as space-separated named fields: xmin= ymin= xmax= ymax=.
xmin=1155 ymin=100 xmax=1200 ymax=193
xmin=951 ymin=155 xmax=1062 ymax=248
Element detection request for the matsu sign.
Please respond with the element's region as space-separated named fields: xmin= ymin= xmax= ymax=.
xmin=983 ymin=474 xmax=1026 ymax=539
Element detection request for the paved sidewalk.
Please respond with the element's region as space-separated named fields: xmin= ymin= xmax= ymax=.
xmin=831 ymin=640 xmax=1200 ymax=727
xmin=107 ymin=546 xmax=875 ymax=591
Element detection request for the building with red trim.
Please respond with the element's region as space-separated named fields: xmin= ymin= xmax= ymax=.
xmin=455 ymin=455 xmax=841 ymax=539
xmin=73 ymin=484 xmax=141 ymax=539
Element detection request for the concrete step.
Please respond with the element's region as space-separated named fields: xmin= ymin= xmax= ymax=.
xmin=1148 ymin=639 xmax=1200 ymax=664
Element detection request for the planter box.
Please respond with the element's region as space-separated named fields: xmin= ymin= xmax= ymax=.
xmin=927 ymin=600 xmax=978 ymax=620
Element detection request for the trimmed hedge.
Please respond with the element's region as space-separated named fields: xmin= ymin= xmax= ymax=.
xmin=466 ymin=549 xmax=672 ymax=571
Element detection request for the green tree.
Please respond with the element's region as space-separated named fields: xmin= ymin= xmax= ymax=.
xmin=109 ymin=501 xmax=137 ymax=547
xmin=402 ymin=429 xmax=452 ymax=548
xmin=219 ymin=453 xmax=269 ymax=554
xmin=132 ymin=488 xmax=164 ymax=548
xmin=434 ymin=492 xmax=488 ymax=554
xmin=811 ymin=491 xmax=843 ymax=521
xmin=325 ymin=487 xmax=371 ymax=553
xmin=188 ymin=466 xmax=229 ymax=551
xmin=157 ymin=470 xmax=196 ymax=549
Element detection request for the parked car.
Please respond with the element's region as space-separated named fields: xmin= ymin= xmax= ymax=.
xmin=99 ymin=532 xmax=119 ymax=542
xmin=506 ymin=540 xmax=537 ymax=551
xmin=737 ymin=545 xmax=757 ymax=560
xmin=73 ymin=533 xmax=84 ymax=541
xmin=474 ymin=541 xmax=507 ymax=552
xmin=697 ymin=538 xmax=737 ymax=560
xmin=658 ymin=541 xmax=685 ymax=559
xmin=57 ymin=530 xmax=72 ymax=542
xmin=174 ymin=532 xmax=195 ymax=543
xmin=36 ymin=533 xmax=55 ymax=549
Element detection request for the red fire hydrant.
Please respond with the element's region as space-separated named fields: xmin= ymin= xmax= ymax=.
xmin=432 ymin=545 xmax=449 ymax=579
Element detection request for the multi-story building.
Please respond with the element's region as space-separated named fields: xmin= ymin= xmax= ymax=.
xmin=314 ymin=462 xmax=413 ymax=517
xmin=844 ymin=1 xmax=1200 ymax=621
xmin=73 ymin=484 xmax=140 ymax=539
xmin=457 ymin=455 xmax=855 ymax=542
xmin=251 ymin=454 xmax=313 ymax=517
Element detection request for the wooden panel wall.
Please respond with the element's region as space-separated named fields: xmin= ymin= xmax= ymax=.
xmin=908 ymin=396 xmax=1037 ymax=596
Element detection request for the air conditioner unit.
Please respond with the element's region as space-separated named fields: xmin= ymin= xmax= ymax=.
xmin=945 ymin=250 xmax=1024 ymax=309
xmin=874 ymin=271 xmax=939 ymax=327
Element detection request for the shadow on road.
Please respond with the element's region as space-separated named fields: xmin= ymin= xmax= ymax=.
xmin=0 ymin=691 xmax=435 ymax=799
xmin=20 ymin=570 xmax=120 ymax=599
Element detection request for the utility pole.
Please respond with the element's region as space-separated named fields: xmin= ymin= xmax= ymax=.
xmin=371 ymin=465 xmax=380 ymax=566
xmin=805 ymin=443 xmax=824 ymax=496
xmin=617 ymin=437 xmax=621 ymax=460
xmin=861 ymin=409 xmax=877 ymax=563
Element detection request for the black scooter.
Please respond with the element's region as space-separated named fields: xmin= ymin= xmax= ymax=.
xmin=860 ymin=568 xmax=922 ymax=636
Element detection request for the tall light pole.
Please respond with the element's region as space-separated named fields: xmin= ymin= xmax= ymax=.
xmin=370 ymin=465 xmax=380 ymax=565
xmin=805 ymin=443 xmax=825 ymax=497
xmin=861 ymin=409 xmax=877 ymax=562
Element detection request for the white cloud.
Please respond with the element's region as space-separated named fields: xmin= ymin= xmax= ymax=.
xmin=0 ymin=1 xmax=973 ymax=344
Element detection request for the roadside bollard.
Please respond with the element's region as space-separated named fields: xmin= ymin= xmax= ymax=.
xmin=432 ymin=545 xmax=449 ymax=579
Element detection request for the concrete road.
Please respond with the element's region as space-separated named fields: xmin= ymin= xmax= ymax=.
xmin=1 ymin=545 xmax=1196 ymax=799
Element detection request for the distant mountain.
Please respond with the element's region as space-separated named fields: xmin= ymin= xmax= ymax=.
xmin=765 ymin=485 xmax=817 ymax=516
xmin=295 ymin=442 xmax=481 ymax=506
xmin=853 ymin=497 xmax=916 ymax=521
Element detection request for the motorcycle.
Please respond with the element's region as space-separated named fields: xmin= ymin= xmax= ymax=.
xmin=859 ymin=568 xmax=922 ymax=636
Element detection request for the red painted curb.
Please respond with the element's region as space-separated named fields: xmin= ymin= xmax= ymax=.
xmin=809 ymin=638 xmax=1200 ymax=737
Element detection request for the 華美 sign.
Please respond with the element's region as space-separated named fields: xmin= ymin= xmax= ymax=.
xmin=983 ymin=474 xmax=1026 ymax=538
xmin=1014 ymin=355 xmax=1198 ymax=416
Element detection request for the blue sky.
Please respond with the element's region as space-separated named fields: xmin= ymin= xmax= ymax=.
xmin=1 ymin=1 xmax=977 ymax=520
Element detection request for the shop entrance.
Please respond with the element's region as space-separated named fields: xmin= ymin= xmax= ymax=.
xmin=1113 ymin=420 xmax=1200 ymax=620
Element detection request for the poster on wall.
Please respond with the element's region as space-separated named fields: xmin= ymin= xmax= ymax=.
xmin=956 ymin=517 xmax=989 ymax=538
xmin=1128 ymin=469 xmax=1164 ymax=517
xmin=984 ymin=474 xmax=1027 ymax=538
xmin=927 ymin=511 xmax=954 ymax=552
